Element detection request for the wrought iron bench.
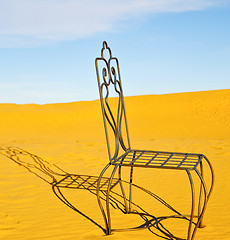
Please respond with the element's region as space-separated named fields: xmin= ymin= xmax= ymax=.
xmin=95 ymin=41 xmax=214 ymax=240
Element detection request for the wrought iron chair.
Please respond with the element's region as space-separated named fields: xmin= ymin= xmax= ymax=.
xmin=95 ymin=41 xmax=214 ymax=240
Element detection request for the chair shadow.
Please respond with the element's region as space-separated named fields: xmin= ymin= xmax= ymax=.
xmin=0 ymin=146 xmax=191 ymax=239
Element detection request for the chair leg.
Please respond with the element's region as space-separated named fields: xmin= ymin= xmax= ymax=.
xmin=198 ymin=161 xmax=205 ymax=228
xmin=129 ymin=166 xmax=134 ymax=213
xmin=128 ymin=151 xmax=136 ymax=213
xmin=203 ymin=156 xmax=215 ymax=203
xmin=198 ymin=156 xmax=215 ymax=229
xmin=96 ymin=163 xmax=111 ymax=235
xmin=186 ymin=170 xmax=195 ymax=240
xmin=190 ymin=169 xmax=208 ymax=240
xmin=106 ymin=165 xmax=119 ymax=234
xmin=187 ymin=157 xmax=214 ymax=240
xmin=186 ymin=168 xmax=208 ymax=240
xmin=118 ymin=165 xmax=128 ymax=213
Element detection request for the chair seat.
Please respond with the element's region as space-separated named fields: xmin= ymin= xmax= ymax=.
xmin=113 ymin=149 xmax=204 ymax=170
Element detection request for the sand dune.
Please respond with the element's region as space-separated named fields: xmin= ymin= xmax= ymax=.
xmin=0 ymin=89 xmax=229 ymax=240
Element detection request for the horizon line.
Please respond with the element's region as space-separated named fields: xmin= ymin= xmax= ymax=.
xmin=0 ymin=88 xmax=229 ymax=106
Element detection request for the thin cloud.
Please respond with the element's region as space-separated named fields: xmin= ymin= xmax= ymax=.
xmin=0 ymin=0 xmax=227 ymax=47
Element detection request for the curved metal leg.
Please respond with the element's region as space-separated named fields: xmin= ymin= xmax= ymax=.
xmin=198 ymin=161 xmax=205 ymax=228
xmin=117 ymin=153 xmax=135 ymax=214
xmin=198 ymin=155 xmax=214 ymax=228
xmin=96 ymin=163 xmax=111 ymax=234
xmin=118 ymin=165 xmax=128 ymax=213
xmin=128 ymin=151 xmax=136 ymax=213
xmin=190 ymin=169 xmax=207 ymax=240
xmin=186 ymin=170 xmax=195 ymax=240
xmin=129 ymin=166 xmax=134 ymax=213
xmin=106 ymin=164 xmax=119 ymax=234
xmin=203 ymin=155 xmax=215 ymax=202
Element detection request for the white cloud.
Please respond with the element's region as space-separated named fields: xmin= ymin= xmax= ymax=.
xmin=0 ymin=0 xmax=226 ymax=47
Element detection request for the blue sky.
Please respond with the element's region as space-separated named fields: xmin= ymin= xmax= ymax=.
xmin=0 ymin=0 xmax=229 ymax=104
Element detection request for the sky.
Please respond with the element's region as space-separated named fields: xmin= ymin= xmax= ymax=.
xmin=0 ymin=0 xmax=229 ymax=104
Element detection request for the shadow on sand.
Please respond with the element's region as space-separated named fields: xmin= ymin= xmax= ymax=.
xmin=1 ymin=146 xmax=191 ymax=239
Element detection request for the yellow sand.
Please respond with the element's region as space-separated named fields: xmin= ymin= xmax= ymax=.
xmin=0 ymin=89 xmax=229 ymax=240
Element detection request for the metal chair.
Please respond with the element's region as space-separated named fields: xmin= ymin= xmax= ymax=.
xmin=95 ymin=41 xmax=214 ymax=240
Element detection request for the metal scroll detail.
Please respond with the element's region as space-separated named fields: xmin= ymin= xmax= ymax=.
xmin=95 ymin=41 xmax=131 ymax=161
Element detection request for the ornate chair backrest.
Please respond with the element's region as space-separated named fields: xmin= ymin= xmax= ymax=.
xmin=95 ymin=41 xmax=131 ymax=162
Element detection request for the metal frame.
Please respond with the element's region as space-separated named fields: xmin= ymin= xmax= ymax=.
xmin=95 ymin=41 xmax=214 ymax=239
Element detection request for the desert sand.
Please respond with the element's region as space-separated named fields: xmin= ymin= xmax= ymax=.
xmin=0 ymin=89 xmax=229 ymax=240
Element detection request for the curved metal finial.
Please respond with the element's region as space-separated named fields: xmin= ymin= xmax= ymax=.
xmin=101 ymin=41 xmax=112 ymax=60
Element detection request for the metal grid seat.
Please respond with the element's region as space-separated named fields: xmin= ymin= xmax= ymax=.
xmin=95 ymin=41 xmax=214 ymax=240
xmin=113 ymin=150 xmax=204 ymax=170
